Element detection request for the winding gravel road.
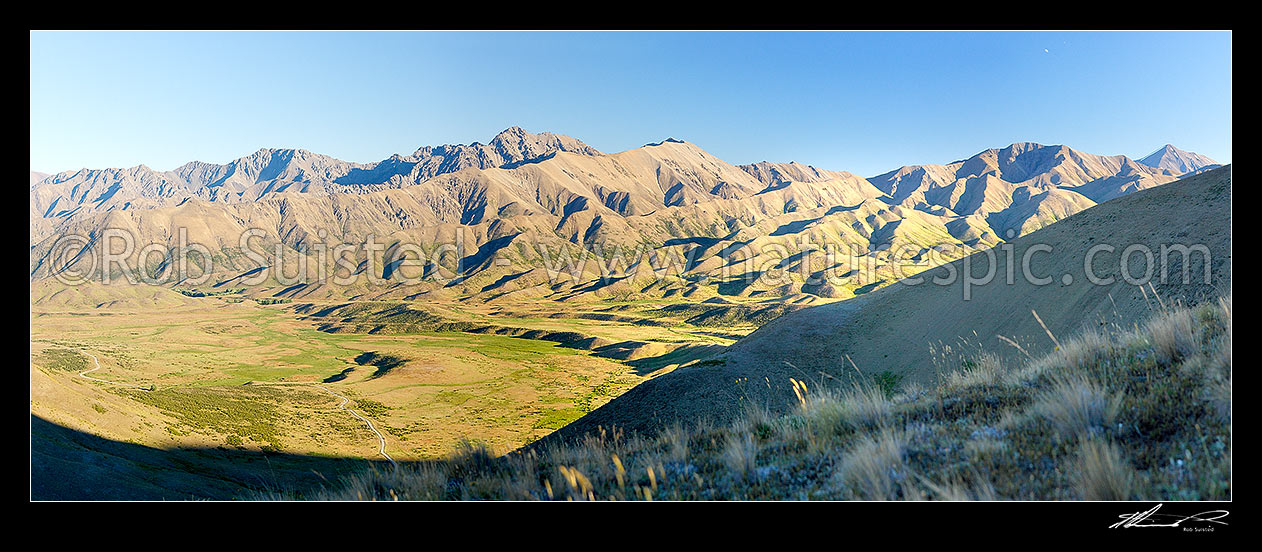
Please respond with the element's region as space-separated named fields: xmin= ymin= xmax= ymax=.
xmin=77 ymin=350 xmax=151 ymax=390
xmin=314 ymin=385 xmax=396 ymax=467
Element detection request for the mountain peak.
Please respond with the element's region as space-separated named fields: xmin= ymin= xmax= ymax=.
xmin=484 ymin=126 xmax=599 ymax=158
xmin=644 ymin=138 xmax=687 ymax=147
xmin=1003 ymin=141 xmax=1048 ymax=151
xmin=493 ymin=125 xmax=528 ymax=138
xmin=251 ymin=147 xmax=310 ymax=157
xmin=1137 ymin=144 xmax=1218 ymax=174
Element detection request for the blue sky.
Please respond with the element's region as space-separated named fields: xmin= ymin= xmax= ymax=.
xmin=30 ymin=31 xmax=1231 ymax=177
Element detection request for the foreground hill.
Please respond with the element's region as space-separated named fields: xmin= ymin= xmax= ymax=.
xmin=546 ymin=165 xmax=1231 ymax=441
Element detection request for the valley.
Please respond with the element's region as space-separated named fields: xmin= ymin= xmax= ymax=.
xmin=29 ymin=127 xmax=1229 ymax=500
xmin=33 ymin=293 xmax=739 ymax=460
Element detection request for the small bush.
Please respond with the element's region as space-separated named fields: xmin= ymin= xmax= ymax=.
xmin=871 ymin=371 xmax=904 ymax=398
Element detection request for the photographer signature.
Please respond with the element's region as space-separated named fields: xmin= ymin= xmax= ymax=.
xmin=1110 ymin=504 xmax=1229 ymax=529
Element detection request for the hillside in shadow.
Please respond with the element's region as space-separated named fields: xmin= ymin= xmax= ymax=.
xmin=31 ymin=414 xmax=391 ymax=500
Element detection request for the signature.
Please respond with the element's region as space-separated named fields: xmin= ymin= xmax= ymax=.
xmin=1110 ymin=504 xmax=1229 ymax=529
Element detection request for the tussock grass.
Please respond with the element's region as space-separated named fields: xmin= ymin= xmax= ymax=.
xmin=1057 ymin=329 xmax=1112 ymax=372
xmin=273 ymin=296 xmax=1231 ymax=501
xmin=964 ymin=434 xmax=1008 ymax=458
xmin=1205 ymin=373 xmax=1231 ymax=422
xmin=802 ymin=383 xmax=893 ymax=431
xmin=1031 ymin=374 xmax=1124 ymax=439
xmin=945 ymin=352 xmax=1005 ymax=389
xmin=660 ymin=423 xmax=690 ymax=463
xmin=1147 ymin=307 xmax=1200 ymax=365
xmin=1075 ymin=437 xmax=1136 ymax=500
xmin=721 ymin=431 xmax=757 ymax=478
xmin=920 ymin=472 xmax=998 ymax=501
xmin=834 ymin=428 xmax=908 ymax=500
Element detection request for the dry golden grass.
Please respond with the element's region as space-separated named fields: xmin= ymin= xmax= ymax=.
xmin=30 ymin=299 xmax=663 ymax=461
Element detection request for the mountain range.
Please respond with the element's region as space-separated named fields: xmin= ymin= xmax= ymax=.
xmin=29 ymin=127 xmax=1219 ymax=303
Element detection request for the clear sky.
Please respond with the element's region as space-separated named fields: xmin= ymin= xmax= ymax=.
xmin=30 ymin=31 xmax=1232 ymax=177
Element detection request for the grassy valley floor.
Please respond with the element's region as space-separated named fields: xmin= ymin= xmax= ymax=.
xmin=31 ymin=288 xmax=803 ymax=498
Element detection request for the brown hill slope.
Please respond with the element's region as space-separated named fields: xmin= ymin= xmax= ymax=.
xmin=543 ymin=165 xmax=1231 ymax=443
